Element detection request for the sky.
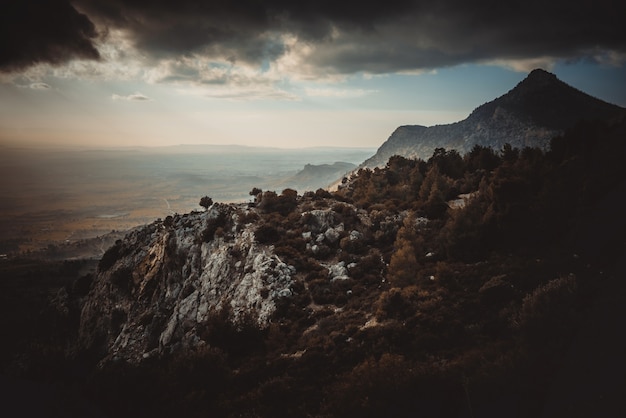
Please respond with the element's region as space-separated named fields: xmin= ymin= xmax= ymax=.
xmin=1 ymin=0 xmax=625 ymax=149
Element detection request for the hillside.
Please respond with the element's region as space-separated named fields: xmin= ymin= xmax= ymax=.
xmin=363 ymin=69 xmax=625 ymax=168
xmin=2 ymin=115 xmax=624 ymax=417
xmin=278 ymin=161 xmax=356 ymax=192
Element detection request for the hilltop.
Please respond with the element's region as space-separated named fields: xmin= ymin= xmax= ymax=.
xmin=363 ymin=69 xmax=624 ymax=167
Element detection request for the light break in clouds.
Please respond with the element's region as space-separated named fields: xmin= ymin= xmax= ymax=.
xmin=2 ymin=0 xmax=625 ymax=82
xmin=0 ymin=0 xmax=625 ymax=149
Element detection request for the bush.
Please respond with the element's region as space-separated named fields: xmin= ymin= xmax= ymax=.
xmin=199 ymin=195 xmax=213 ymax=210
xmin=257 ymin=189 xmax=299 ymax=216
xmin=515 ymin=275 xmax=579 ymax=344
xmin=99 ymin=240 xmax=123 ymax=271
xmin=255 ymin=224 xmax=281 ymax=244
xmin=376 ymin=287 xmax=420 ymax=319
xmin=201 ymin=211 xmax=228 ymax=242
xmin=237 ymin=209 xmax=259 ymax=225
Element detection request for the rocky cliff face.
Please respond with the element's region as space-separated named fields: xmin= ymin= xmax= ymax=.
xmin=78 ymin=203 xmax=298 ymax=364
xmin=76 ymin=199 xmax=384 ymax=365
xmin=363 ymin=69 xmax=624 ymax=167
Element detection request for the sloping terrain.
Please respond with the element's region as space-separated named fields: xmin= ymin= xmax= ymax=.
xmin=2 ymin=98 xmax=624 ymax=418
xmin=363 ymin=69 xmax=624 ymax=167
xmin=5 ymin=115 xmax=614 ymax=417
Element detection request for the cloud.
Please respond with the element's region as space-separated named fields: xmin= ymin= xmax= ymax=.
xmin=145 ymin=55 xmax=300 ymax=100
xmin=112 ymin=92 xmax=150 ymax=101
xmin=0 ymin=0 xmax=100 ymax=72
xmin=304 ymin=87 xmax=377 ymax=98
xmin=29 ymin=82 xmax=52 ymax=90
xmin=2 ymin=0 xmax=625 ymax=82
xmin=15 ymin=82 xmax=52 ymax=89
xmin=483 ymin=57 xmax=558 ymax=73
xmin=77 ymin=0 xmax=626 ymax=75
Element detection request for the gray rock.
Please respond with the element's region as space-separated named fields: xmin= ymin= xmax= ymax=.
xmin=304 ymin=209 xmax=336 ymax=233
xmin=328 ymin=262 xmax=348 ymax=280
xmin=324 ymin=227 xmax=341 ymax=243
xmin=78 ymin=203 xmax=296 ymax=365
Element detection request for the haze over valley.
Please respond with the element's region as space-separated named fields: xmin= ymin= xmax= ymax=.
xmin=0 ymin=145 xmax=373 ymax=255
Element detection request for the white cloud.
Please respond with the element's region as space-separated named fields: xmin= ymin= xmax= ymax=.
xmin=112 ymin=92 xmax=150 ymax=101
xmin=485 ymin=57 xmax=557 ymax=73
xmin=175 ymin=84 xmax=299 ymax=101
xmin=146 ymin=54 xmax=301 ymax=101
xmin=592 ymin=50 xmax=626 ymax=67
xmin=304 ymin=87 xmax=377 ymax=98
xmin=29 ymin=82 xmax=51 ymax=90
xmin=13 ymin=81 xmax=52 ymax=89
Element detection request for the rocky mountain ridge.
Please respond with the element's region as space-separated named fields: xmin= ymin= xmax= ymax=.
xmin=79 ymin=204 xmax=288 ymax=363
xmin=362 ymin=69 xmax=625 ymax=167
xmin=17 ymin=113 xmax=625 ymax=416
xmin=77 ymin=199 xmax=379 ymax=365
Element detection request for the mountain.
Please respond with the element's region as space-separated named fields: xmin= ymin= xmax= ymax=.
xmin=77 ymin=203 xmax=298 ymax=363
xmin=63 ymin=114 xmax=626 ymax=416
xmin=363 ymin=69 xmax=625 ymax=168
xmin=5 ymin=76 xmax=626 ymax=418
xmin=276 ymin=161 xmax=356 ymax=192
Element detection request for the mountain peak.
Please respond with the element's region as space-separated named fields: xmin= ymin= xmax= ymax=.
xmin=495 ymin=68 xmax=622 ymax=129
xmin=526 ymin=68 xmax=557 ymax=80
xmin=361 ymin=69 xmax=624 ymax=167
xmin=510 ymin=68 xmax=563 ymax=96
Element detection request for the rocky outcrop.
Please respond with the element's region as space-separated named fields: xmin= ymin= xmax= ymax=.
xmin=77 ymin=203 xmax=296 ymax=364
xmin=363 ymin=69 xmax=625 ymax=168
xmin=76 ymin=200 xmax=379 ymax=365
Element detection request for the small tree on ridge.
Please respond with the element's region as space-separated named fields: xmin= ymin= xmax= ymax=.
xmin=199 ymin=196 xmax=213 ymax=210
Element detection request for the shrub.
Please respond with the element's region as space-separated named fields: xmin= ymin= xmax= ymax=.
xmin=257 ymin=189 xmax=299 ymax=216
xmin=199 ymin=195 xmax=213 ymax=210
xmin=255 ymin=224 xmax=281 ymax=244
xmin=237 ymin=209 xmax=259 ymax=224
xmin=201 ymin=211 xmax=228 ymax=242
xmin=376 ymin=286 xmax=420 ymax=319
xmin=514 ymin=275 xmax=579 ymax=344
xmin=99 ymin=240 xmax=123 ymax=271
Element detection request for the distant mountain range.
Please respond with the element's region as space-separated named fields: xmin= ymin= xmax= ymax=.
xmin=362 ymin=69 xmax=625 ymax=168
xmin=278 ymin=161 xmax=356 ymax=192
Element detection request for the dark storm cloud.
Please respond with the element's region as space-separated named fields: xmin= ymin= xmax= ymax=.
xmin=2 ymin=0 xmax=625 ymax=74
xmin=74 ymin=0 xmax=417 ymax=64
xmin=0 ymin=0 xmax=100 ymax=72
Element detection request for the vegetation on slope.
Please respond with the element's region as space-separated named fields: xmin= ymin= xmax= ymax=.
xmin=2 ymin=115 xmax=625 ymax=417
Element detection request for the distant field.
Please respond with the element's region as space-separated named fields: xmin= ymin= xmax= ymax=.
xmin=0 ymin=145 xmax=374 ymax=254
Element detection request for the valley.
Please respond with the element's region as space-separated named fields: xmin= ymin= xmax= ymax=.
xmin=0 ymin=145 xmax=373 ymax=255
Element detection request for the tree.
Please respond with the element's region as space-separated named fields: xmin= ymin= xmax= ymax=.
xmin=466 ymin=145 xmax=501 ymax=172
xmin=388 ymin=216 xmax=420 ymax=287
xmin=428 ymin=148 xmax=464 ymax=179
xmin=199 ymin=196 xmax=213 ymax=210
xmin=419 ymin=164 xmax=448 ymax=203
xmin=500 ymin=143 xmax=519 ymax=164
